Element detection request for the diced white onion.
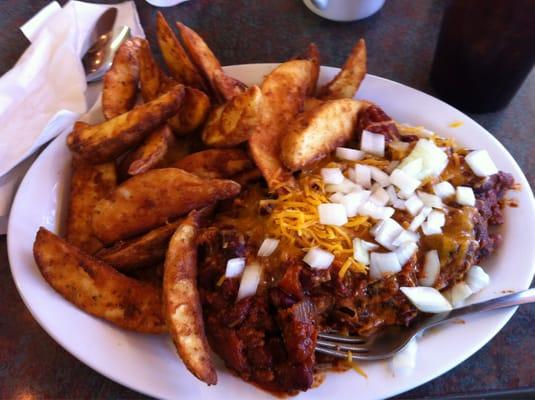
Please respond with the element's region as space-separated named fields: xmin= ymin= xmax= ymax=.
xmin=433 ymin=181 xmax=455 ymax=199
xmin=391 ymin=338 xmax=418 ymax=376
xmin=225 ymin=257 xmax=246 ymax=278
xmin=390 ymin=169 xmax=421 ymax=195
xmin=318 ymin=203 xmax=348 ymax=226
xmin=444 ymin=282 xmax=473 ymax=307
xmin=399 ymin=158 xmax=423 ymax=178
xmin=321 ymin=167 xmax=345 ymax=184
xmin=456 ymin=186 xmax=475 ymax=206
xmin=465 ymin=150 xmax=498 ymax=177
xmin=400 ymin=286 xmax=452 ymax=313
xmin=336 ymin=147 xmax=365 ymax=161
xmin=408 ymin=206 xmax=432 ymax=231
xmin=405 ymin=195 xmax=424 ymax=216
xmin=353 ymin=238 xmax=378 ymax=265
xmin=329 ymin=192 xmax=345 ymax=203
xmin=354 ymin=164 xmax=372 ymax=188
xmin=421 ymin=221 xmax=442 ymax=236
xmin=370 ymin=219 xmax=385 ymax=236
xmin=392 ymin=230 xmax=419 ymax=247
xmin=359 ymin=201 xmax=394 ymax=220
xmin=386 ymin=185 xmax=406 ymax=210
xmin=370 ymin=166 xmax=391 ymax=187
xmin=361 ymin=130 xmax=385 ymax=157
xmin=427 ymin=210 xmax=446 ymax=227
xmin=370 ymin=186 xmax=390 ymax=207
xmin=465 ymin=265 xmax=490 ymax=293
xmin=370 ymin=252 xmax=402 ymax=279
xmin=417 ymin=191 xmax=443 ymax=209
xmin=341 ymin=190 xmax=370 ymax=217
xmin=374 ymin=218 xmax=404 ymax=250
xmin=325 ymin=178 xmax=360 ymax=194
xmin=257 ymin=238 xmax=279 ymax=257
xmin=397 ymin=139 xmax=448 ymax=180
xmin=396 ymin=242 xmax=418 ymax=266
xmin=236 ymin=262 xmax=262 ymax=301
xmin=303 ymin=247 xmax=334 ymax=270
xmin=420 ymin=250 xmax=440 ymax=286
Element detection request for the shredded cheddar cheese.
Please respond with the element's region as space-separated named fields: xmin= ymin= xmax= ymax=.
xmin=346 ymin=351 xmax=368 ymax=378
xmin=261 ymin=174 xmax=370 ymax=274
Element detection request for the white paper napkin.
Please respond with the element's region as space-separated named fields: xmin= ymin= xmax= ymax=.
xmin=0 ymin=1 xmax=145 ymax=234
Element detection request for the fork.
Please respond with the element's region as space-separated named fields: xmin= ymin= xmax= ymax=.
xmin=316 ymin=288 xmax=535 ymax=361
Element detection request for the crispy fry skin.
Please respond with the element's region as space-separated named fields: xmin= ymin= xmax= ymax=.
xmin=126 ymin=124 xmax=173 ymax=176
xmin=67 ymin=85 xmax=185 ymax=163
xmin=163 ymin=212 xmax=217 ymax=385
xmin=102 ymin=38 xmax=142 ymax=120
xmin=167 ymin=87 xmax=211 ymax=136
xmin=201 ymin=85 xmax=262 ymax=147
xmin=319 ymin=38 xmax=367 ymax=100
xmin=303 ymin=97 xmax=324 ymax=112
xmin=92 ymin=168 xmax=241 ymax=243
xmin=66 ymin=157 xmax=116 ymax=254
xmin=96 ymin=219 xmax=183 ymax=271
xmin=248 ymin=60 xmax=313 ymax=190
xmin=296 ymin=43 xmax=320 ymax=96
xmin=33 ymin=228 xmax=166 ymax=333
xmin=172 ymin=149 xmax=252 ymax=179
xmin=156 ymin=12 xmax=206 ymax=91
xmin=281 ymin=99 xmax=365 ymax=170
xmin=138 ymin=38 xmax=163 ymax=102
xmin=176 ymin=22 xmax=246 ymax=102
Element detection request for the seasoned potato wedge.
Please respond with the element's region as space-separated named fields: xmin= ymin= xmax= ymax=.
xmin=102 ymin=38 xmax=142 ymax=120
xmin=296 ymin=43 xmax=320 ymax=96
xmin=138 ymin=38 xmax=163 ymax=102
xmin=319 ymin=38 xmax=366 ymax=100
xmin=303 ymin=97 xmax=324 ymax=112
xmin=92 ymin=168 xmax=241 ymax=243
xmin=167 ymin=87 xmax=211 ymax=136
xmin=97 ymin=219 xmax=183 ymax=271
xmin=176 ymin=22 xmax=246 ymax=102
xmin=201 ymin=85 xmax=262 ymax=147
xmin=172 ymin=149 xmax=252 ymax=179
xmin=33 ymin=228 xmax=166 ymax=333
xmin=125 ymin=124 xmax=173 ymax=176
xmin=67 ymin=85 xmax=185 ymax=163
xmin=248 ymin=59 xmax=313 ymax=190
xmin=163 ymin=212 xmax=217 ymax=385
xmin=281 ymin=99 xmax=365 ymax=170
xmin=66 ymin=157 xmax=116 ymax=254
xmin=156 ymin=12 xmax=206 ymax=90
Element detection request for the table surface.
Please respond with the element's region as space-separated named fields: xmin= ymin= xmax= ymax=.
xmin=0 ymin=1 xmax=533 ymax=399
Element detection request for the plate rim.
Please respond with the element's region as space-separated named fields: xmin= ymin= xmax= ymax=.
xmin=7 ymin=63 xmax=535 ymax=400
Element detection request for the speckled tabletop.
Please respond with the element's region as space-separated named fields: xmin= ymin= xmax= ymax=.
xmin=0 ymin=1 xmax=533 ymax=399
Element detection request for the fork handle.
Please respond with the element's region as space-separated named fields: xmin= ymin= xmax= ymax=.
xmin=429 ymin=288 xmax=535 ymax=328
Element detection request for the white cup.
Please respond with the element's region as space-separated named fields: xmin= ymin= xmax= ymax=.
xmin=303 ymin=0 xmax=385 ymax=22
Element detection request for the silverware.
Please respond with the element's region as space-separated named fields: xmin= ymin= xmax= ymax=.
xmin=316 ymin=288 xmax=535 ymax=361
xmin=82 ymin=8 xmax=130 ymax=83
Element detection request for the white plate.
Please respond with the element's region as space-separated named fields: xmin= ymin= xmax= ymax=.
xmin=8 ymin=64 xmax=535 ymax=400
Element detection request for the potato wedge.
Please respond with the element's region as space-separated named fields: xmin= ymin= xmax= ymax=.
xmin=67 ymin=85 xmax=185 ymax=163
xmin=33 ymin=228 xmax=166 ymax=333
xmin=319 ymin=38 xmax=366 ymax=100
xmin=126 ymin=124 xmax=173 ymax=176
xmin=102 ymin=38 xmax=142 ymax=120
xmin=281 ymin=99 xmax=365 ymax=170
xmin=176 ymin=22 xmax=246 ymax=102
xmin=156 ymin=12 xmax=206 ymax=90
xmin=92 ymin=168 xmax=241 ymax=243
xmin=296 ymin=43 xmax=320 ymax=96
xmin=172 ymin=149 xmax=252 ymax=179
xmin=66 ymin=157 xmax=116 ymax=254
xmin=303 ymin=97 xmax=324 ymax=112
xmin=248 ymin=59 xmax=313 ymax=190
xmin=163 ymin=211 xmax=217 ymax=385
xmin=138 ymin=38 xmax=163 ymax=102
xmin=167 ymin=87 xmax=211 ymax=136
xmin=96 ymin=219 xmax=183 ymax=271
xmin=201 ymin=85 xmax=262 ymax=148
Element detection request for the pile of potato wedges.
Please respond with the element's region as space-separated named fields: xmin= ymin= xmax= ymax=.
xmin=33 ymin=12 xmax=372 ymax=385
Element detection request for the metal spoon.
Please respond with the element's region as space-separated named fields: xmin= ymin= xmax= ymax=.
xmin=82 ymin=8 xmax=131 ymax=83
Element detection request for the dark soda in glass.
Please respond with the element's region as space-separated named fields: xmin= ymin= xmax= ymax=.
xmin=430 ymin=0 xmax=535 ymax=113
